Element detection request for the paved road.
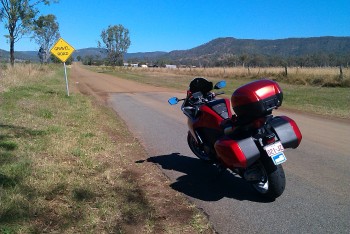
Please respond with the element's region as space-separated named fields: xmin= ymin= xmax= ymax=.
xmin=72 ymin=64 xmax=350 ymax=233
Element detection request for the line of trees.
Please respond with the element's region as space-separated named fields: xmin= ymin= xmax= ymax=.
xmin=124 ymin=53 xmax=350 ymax=69
xmin=212 ymin=53 xmax=350 ymax=68
xmin=0 ymin=0 xmax=60 ymax=66
xmin=1 ymin=0 xmax=131 ymax=66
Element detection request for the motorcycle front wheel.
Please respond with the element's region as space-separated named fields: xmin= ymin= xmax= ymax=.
xmin=187 ymin=132 xmax=212 ymax=162
xmin=251 ymin=157 xmax=286 ymax=200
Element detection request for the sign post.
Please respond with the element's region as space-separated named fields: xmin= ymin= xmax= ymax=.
xmin=50 ymin=38 xmax=75 ymax=96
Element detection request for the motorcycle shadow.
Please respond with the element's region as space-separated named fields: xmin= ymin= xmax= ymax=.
xmin=147 ymin=153 xmax=272 ymax=203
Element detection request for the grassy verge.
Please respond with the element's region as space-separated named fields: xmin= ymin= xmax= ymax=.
xmin=89 ymin=66 xmax=350 ymax=119
xmin=0 ymin=64 xmax=211 ymax=233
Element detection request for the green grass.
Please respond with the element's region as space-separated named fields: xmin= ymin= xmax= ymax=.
xmin=280 ymin=84 xmax=350 ymax=118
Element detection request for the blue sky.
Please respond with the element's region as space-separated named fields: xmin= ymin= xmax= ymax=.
xmin=1 ymin=0 xmax=349 ymax=52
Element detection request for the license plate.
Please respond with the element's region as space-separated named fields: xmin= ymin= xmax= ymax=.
xmin=264 ymin=141 xmax=287 ymax=165
xmin=264 ymin=141 xmax=284 ymax=157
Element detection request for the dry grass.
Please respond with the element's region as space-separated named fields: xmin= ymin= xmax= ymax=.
xmin=0 ymin=64 xmax=212 ymax=233
xmin=108 ymin=66 xmax=350 ymax=87
xmin=0 ymin=63 xmax=56 ymax=92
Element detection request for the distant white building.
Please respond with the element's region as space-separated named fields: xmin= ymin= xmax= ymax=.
xmin=165 ymin=64 xmax=177 ymax=69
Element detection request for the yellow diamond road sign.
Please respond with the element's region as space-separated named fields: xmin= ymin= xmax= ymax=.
xmin=50 ymin=38 xmax=75 ymax=63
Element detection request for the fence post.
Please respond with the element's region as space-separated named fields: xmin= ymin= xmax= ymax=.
xmin=284 ymin=65 xmax=288 ymax=76
xmin=339 ymin=65 xmax=343 ymax=80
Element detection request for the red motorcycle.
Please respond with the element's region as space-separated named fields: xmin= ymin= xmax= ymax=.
xmin=168 ymin=78 xmax=302 ymax=200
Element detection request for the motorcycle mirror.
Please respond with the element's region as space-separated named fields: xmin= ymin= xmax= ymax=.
xmin=214 ymin=80 xmax=226 ymax=89
xmin=168 ymin=97 xmax=179 ymax=105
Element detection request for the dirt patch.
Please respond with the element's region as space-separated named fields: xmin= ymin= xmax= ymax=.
xmin=70 ymin=63 xmax=213 ymax=233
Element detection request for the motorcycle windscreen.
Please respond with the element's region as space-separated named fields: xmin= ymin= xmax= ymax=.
xmin=214 ymin=136 xmax=260 ymax=168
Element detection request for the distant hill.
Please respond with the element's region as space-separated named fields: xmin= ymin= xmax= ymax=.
xmin=124 ymin=51 xmax=167 ymax=60
xmin=0 ymin=49 xmax=39 ymax=61
xmin=1 ymin=36 xmax=349 ymax=66
xmin=0 ymin=49 xmax=8 ymax=58
xmin=74 ymin=48 xmax=107 ymax=59
xmin=163 ymin=36 xmax=350 ymax=66
xmin=168 ymin=36 xmax=350 ymax=58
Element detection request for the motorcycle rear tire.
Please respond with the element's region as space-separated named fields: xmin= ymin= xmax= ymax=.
xmin=187 ymin=132 xmax=212 ymax=162
xmin=251 ymin=157 xmax=286 ymax=200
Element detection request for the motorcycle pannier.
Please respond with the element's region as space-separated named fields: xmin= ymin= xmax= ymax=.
xmin=268 ymin=116 xmax=302 ymax=149
xmin=231 ymin=79 xmax=283 ymax=118
xmin=214 ymin=136 xmax=260 ymax=168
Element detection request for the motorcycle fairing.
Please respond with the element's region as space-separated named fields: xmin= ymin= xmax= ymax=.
xmin=188 ymin=105 xmax=221 ymax=130
xmin=187 ymin=105 xmax=223 ymax=147
xmin=188 ymin=98 xmax=231 ymax=144
xmin=190 ymin=101 xmax=230 ymax=131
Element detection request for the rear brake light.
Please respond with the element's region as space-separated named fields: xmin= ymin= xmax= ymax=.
xmin=264 ymin=134 xmax=276 ymax=145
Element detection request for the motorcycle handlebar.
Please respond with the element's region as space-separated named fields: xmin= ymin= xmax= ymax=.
xmin=169 ymin=90 xmax=225 ymax=105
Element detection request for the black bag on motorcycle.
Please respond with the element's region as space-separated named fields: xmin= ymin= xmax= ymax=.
xmin=268 ymin=116 xmax=302 ymax=149
xmin=214 ymin=136 xmax=260 ymax=169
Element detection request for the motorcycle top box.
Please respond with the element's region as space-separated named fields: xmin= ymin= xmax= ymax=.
xmin=231 ymin=79 xmax=283 ymax=119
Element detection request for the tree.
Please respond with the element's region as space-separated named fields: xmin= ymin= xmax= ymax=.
xmin=99 ymin=24 xmax=130 ymax=66
xmin=32 ymin=14 xmax=60 ymax=63
xmin=0 ymin=0 xmax=57 ymax=66
xmin=239 ymin=54 xmax=249 ymax=67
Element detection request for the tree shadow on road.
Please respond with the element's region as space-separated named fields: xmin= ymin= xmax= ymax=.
xmin=146 ymin=153 xmax=273 ymax=203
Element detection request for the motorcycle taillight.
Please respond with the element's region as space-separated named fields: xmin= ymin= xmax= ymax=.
xmin=263 ymin=134 xmax=276 ymax=145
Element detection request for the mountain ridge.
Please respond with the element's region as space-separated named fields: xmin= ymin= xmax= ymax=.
xmin=1 ymin=36 xmax=349 ymax=66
